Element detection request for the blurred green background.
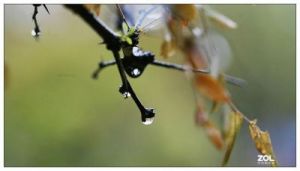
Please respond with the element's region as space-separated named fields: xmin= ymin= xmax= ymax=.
xmin=4 ymin=5 xmax=295 ymax=166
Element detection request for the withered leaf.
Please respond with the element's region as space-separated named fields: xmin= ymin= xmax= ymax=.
xmin=196 ymin=74 xmax=230 ymax=102
xmin=167 ymin=19 xmax=184 ymax=44
xmin=84 ymin=4 xmax=101 ymax=16
xmin=185 ymin=46 xmax=209 ymax=69
xmin=160 ymin=39 xmax=177 ymax=58
xmin=249 ymin=120 xmax=278 ymax=166
xmin=172 ymin=4 xmax=198 ymax=25
xmin=202 ymin=120 xmax=224 ymax=150
xmin=222 ymin=112 xmax=243 ymax=166
xmin=195 ymin=102 xmax=208 ymax=126
xmin=195 ymin=104 xmax=224 ymax=149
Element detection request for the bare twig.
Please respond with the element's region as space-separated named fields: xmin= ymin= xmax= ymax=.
xmin=64 ymin=4 xmax=154 ymax=122
xmin=65 ymin=5 xmax=120 ymax=51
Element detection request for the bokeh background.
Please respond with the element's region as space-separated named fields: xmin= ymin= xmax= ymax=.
xmin=4 ymin=5 xmax=295 ymax=166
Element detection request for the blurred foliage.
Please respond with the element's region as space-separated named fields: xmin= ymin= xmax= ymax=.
xmin=4 ymin=4 xmax=295 ymax=166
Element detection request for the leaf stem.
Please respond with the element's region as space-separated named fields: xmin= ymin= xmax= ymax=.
xmin=228 ymin=100 xmax=251 ymax=124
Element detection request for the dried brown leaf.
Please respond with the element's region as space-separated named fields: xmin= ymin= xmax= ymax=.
xmin=167 ymin=19 xmax=184 ymax=45
xmin=160 ymin=39 xmax=177 ymax=58
xmin=249 ymin=120 xmax=278 ymax=166
xmin=84 ymin=4 xmax=101 ymax=16
xmin=196 ymin=74 xmax=230 ymax=102
xmin=202 ymin=120 xmax=224 ymax=150
xmin=172 ymin=5 xmax=198 ymax=25
xmin=222 ymin=112 xmax=243 ymax=166
xmin=195 ymin=103 xmax=223 ymax=149
xmin=185 ymin=44 xmax=208 ymax=69
xmin=195 ymin=103 xmax=208 ymax=126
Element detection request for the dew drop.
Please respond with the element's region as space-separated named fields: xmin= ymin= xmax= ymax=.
xmin=31 ymin=30 xmax=36 ymax=36
xmin=131 ymin=68 xmax=141 ymax=76
xmin=122 ymin=92 xmax=131 ymax=98
xmin=132 ymin=46 xmax=138 ymax=52
xmin=142 ymin=116 xmax=155 ymax=125
xmin=31 ymin=29 xmax=40 ymax=37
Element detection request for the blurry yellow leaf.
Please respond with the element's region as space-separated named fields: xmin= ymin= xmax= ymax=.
xmin=160 ymin=39 xmax=177 ymax=58
xmin=196 ymin=74 xmax=230 ymax=102
xmin=222 ymin=112 xmax=243 ymax=166
xmin=249 ymin=120 xmax=278 ymax=166
xmin=84 ymin=4 xmax=101 ymax=16
xmin=172 ymin=4 xmax=198 ymax=25
xmin=206 ymin=8 xmax=237 ymax=29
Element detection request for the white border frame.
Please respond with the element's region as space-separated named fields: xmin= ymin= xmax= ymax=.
xmin=1 ymin=1 xmax=298 ymax=170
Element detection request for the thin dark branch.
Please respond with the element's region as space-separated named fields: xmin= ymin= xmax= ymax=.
xmin=32 ymin=5 xmax=40 ymax=37
xmin=126 ymin=80 xmax=155 ymax=122
xmin=116 ymin=4 xmax=130 ymax=28
xmin=43 ymin=4 xmax=50 ymax=14
xmin=64 ymin=4 xmax=128 ymax=96
xmin=32 ymin=4 xmax=50 ymax=38
xmin=64 ymin=4 xmax=120 ymax=51
xmin=64 ymin=5 xmax=154 ymax=122
xmin=223 ymin=74 xmax=247 ymax=87
xmin=151 ymin=60 xmax=209 ymax=74
xmin=112 ymin=51 xmax=129 ymax=94
xmin=92 ymin=59 xmax=245 ymax=87
xmin=92 ymin=60 xmax=116 ymax=79
xmin=152 ymin=60 xmax=245 ymax=87
xmin=113 ymin=50 xmax=154 ymax=122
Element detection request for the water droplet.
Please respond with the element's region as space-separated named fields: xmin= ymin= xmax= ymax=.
xmin=31 ymin=29 xmax=40 ymax=37
xmin=31 ymin=30 xmax=36 ymax=36
xmin=122 ymin=92 xmax=131 ymax=98
xmin=142 ymin=116 xmax=155 ymax=125
xmin=132 ymin=47 xmax=139 ymax=53
xmin=131 ymin=68 xmax=140 ymax=76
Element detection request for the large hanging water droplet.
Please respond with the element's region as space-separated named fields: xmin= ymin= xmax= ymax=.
xmin=131 ymin=68 xmax=141 ymax=76
xmin=142 ymin=116 xmax=155 ymax=125
xmin=141 ymin=108 xmax=155 ymax=125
